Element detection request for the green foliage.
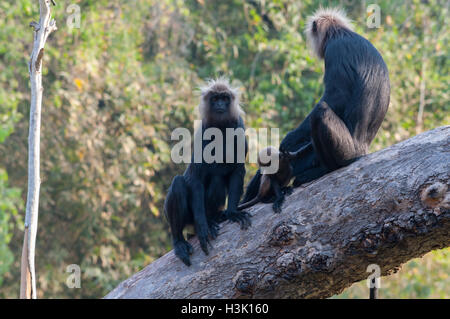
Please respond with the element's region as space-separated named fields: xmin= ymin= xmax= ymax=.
xmin=0 ymin=0 xmax=448 ymax=298
xmin=334 ymin=249 xmax=450 ymax=299
xmin=0 ymin=169 xmax=23 ymax=287
xmin=0 ymin=1 xmax=25 ymax=286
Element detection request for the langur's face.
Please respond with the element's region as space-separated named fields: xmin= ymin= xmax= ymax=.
xmin=308 ymin=20 xmax=325 ymax=58
xmin=199 ymin=79 xmax=242 ymax=125
xmin=209 ymin=92 xmax=231 ymax=115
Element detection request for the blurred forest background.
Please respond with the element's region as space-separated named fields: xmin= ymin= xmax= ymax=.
xmin=0 ymin=0 xmax=449 ymax=298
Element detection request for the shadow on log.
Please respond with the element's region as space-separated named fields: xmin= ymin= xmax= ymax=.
xmin=105 ymin=126 xmax=450 ymax=299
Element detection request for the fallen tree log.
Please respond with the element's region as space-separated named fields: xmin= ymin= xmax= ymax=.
xmin=105 ymin=126 xmax=450 ymax=299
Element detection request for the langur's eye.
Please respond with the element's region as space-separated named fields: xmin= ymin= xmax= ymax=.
xmin=312 ymin=21 xmax=317 ymax=33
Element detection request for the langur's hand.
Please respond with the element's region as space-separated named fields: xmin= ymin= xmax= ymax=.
xmin=221 ymin=209 xmax=251 ymax=230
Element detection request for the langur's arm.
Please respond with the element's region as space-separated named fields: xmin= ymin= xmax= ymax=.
xmin=286 ymin=142 xmax=313 ymax=160
xmin=227 ymin=166 xmax=245 ymax=211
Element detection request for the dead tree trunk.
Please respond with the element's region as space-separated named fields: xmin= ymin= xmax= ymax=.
xmin=20 ymin=0 xmax=57 ymax=299
xmin=105 ymin=126 xmax=450 ymax=299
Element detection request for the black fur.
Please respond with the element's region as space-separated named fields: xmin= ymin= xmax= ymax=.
xmin=243 ymin=24 xmax=390 ymax=203
xmin=165 ymin=90 xmax=250 ymax=266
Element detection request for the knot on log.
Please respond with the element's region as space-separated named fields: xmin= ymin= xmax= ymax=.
xmin=346 ymin=207 xmax=446 ymax=257
xmin=307 ymin=251 xmax=334 ymax=272
xmin=420 ymin=182 xmax=448 ymax=208
xmin=346 ymin=224 xmax=385 ymax=256
xmin=269 ymin=222 xmax=295 ymax=246
xmin=276 ymin=252 xmax=303 ymax=280
xmin=361 ymin=235 xmax=382 ymax=256
xmin=345 ymin=221 xmax=402 ymax=257
xmin=233 ymin=269 xmax=257 ymax=297
xmin=381 ymin=222 xmax=402 ymax=246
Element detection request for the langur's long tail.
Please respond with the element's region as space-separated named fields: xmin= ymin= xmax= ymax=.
xmin=238 ymin=196 xmax=261 ymax=210
xmin=164 ymin=176 xmax=192 ymax=266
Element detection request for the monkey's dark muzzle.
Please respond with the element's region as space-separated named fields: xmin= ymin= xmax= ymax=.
xmin=214 ymin=108 xmax=227 ymax=114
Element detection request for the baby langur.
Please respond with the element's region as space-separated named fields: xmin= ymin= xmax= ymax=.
xmin=238 ymin=143 xmax=312 ymax=213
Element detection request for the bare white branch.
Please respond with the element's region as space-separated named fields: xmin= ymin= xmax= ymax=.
xmin=20 ymin=0 xmax=57 ymax=300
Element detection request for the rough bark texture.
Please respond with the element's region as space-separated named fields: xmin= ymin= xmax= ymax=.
xmin=106 ymin=126 xmax=450 ymax=299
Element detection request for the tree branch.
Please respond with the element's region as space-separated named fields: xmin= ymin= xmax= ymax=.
xmin=20 ymin=0 xmax=57 ymax=299
xmin=105 ymin=126 xmax=450 ymax=299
